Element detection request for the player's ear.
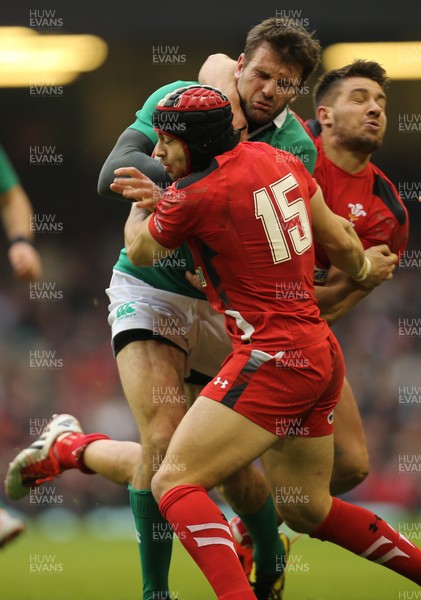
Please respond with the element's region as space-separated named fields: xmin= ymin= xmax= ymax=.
xmin=317 ymin=105 xmax=333 ymax=127
xmin=235 ymin=53 xmax=245 ymax=78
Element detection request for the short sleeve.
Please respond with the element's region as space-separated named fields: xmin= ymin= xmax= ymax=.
xmin=148 ymin=184 xmax=204 ymax=249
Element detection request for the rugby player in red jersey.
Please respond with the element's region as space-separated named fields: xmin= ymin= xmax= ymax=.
xmin=200 ymin=52 xmax=408 ymax=551
xmin=119 ymin=85 xmax=418 ymax=598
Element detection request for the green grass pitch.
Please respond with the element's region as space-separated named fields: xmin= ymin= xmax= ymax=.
xmin=1 ymin=525 xmax=419 ymax=599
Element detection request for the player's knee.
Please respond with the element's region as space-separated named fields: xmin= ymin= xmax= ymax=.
xmin=143 ymin=423 xmax=180 ymax=465
xmin=330 ymin=450 xmax=370 ymax=495
xmin=151 ymin=464 xmax=179 ymax=503
xmin=218 ymin=470 xmax=247 ymax=503
xmin=280 ymin=501 xmax=329 ymax=534
xmin=151 ymin=470 xmax=164 ymax=503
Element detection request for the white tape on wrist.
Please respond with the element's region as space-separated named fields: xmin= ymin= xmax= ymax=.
xmin=353 ymin=256 xmax=372 ymax=282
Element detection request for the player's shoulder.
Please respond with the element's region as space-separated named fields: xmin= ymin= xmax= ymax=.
xmin=369 ymin=163 xmax=407 ymax=225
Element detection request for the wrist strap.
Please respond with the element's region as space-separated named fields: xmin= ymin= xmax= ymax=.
xmin=353 ymin=256 xmax=372 ymax=282
xmin=9 ymin=236 xmax=35 ymax=248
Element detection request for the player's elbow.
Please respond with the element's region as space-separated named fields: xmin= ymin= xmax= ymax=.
xmin=318 ymin=306 xmax=341 ymax=326
xmin=126 ymin=244 xmax=146 ymax=267
xmin=97 ymin=162 xmax=114 ymax=198
xmin=199 ymin=53 xmax=230 ymax=80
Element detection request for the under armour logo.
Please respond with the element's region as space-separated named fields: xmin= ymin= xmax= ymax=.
xmin=369 ymin=515 xmax=382 ymax=534
xmin=213 ymin=377 xmax=229 ymax=388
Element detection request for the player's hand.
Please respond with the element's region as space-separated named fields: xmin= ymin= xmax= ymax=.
xmin=232 ymin=107 xmax=248 ymax=142
xmin=8 ymin=242 xmax=43 ymax=281
xmin=358 ymin=244 xmax=398 ymax=289
xmin=185 ymin=271 xmax=203 ymax=291
xmin=231 ymin=101 xmax=248 ymax=141
xmin=111 ymin=167 xmax=163 ymax=209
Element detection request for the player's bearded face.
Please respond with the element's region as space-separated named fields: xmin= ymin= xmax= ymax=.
xmin=235 ymin=43 xmax=303 ymax=128
xmin=330 ymin=78 xmax=387 ymax=154
xmin=155 ymin=134 xmax=189 ymax=180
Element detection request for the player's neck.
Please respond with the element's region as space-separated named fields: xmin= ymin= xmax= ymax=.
xmin=321 ymin=135 xmax=371 ymax=174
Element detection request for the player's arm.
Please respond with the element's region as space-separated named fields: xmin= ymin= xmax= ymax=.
xmin=97 ymin=128 xmax=170 ymax=201
xmin=315 ymin=242 xmax=397 ymax=325
xmin=121 ymin=169 xmax=184 ymax=266
xmin=113 ymin=166 xmax=164 ymax=246
xmin=314 ymin=267 xmax=369 ymax=325
xmin=126 ymin=176 xmax=203 ymax=266
xmin=125 ymin=209 xmax=175 ymax=266
xmin=98 ymin=83 xmax=195 ymax=200
xmin=199 ymin=53 xmax=247 ymax=135
xmin=1 ymin=184 xmax=42 ymax=280
xmin=310 ymin=186 xmax=397 ymax=288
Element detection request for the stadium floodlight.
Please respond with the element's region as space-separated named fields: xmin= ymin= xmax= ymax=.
xmin=323 ymin=42 xmax=421 ymax=79
xmin=0 ymin=27 xmax=108 ymax=87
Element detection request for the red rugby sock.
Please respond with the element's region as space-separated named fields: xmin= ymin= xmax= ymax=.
xmin=159 ymin=484 xmax=256 ymax=599
xmin=54 ymin=433 xmax=110 ymax=473
xmin=311 ymin=497 xmax=421 ymax=584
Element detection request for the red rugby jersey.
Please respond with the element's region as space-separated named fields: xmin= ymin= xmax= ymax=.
xmin=149 ymin=141 xmax=330 ymax=350
xmin=304 ymin=120 xmax=408 ymax=282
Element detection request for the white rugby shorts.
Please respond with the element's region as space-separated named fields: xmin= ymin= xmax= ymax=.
xmin=106 ymin=270 xmax=231 ymax=377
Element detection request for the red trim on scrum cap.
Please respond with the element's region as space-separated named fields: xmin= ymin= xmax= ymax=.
xmin=155 ymin=85 xmax=231 ymax=112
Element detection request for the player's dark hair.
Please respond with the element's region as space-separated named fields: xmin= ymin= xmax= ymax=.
xmin=313 ymin=60 xmax=390 ymax=108
xmin=243 ymin=17 xmax=321 ymax=83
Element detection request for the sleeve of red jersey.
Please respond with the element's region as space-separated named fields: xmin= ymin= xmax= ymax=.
xmin=291 ymin=153 xmax=318 ymax=198
xmin=148 ymin=184 xmax=204 ymax=249
xmin=357 ymin=176 xmax=409 ymax=255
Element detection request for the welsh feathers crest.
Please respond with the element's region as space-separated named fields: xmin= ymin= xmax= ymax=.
xmin=348 ymin=203 xmax=367 ymax=224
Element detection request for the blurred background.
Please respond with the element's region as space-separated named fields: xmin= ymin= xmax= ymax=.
xmin=0 ymin=0 xmax=420 ymax=530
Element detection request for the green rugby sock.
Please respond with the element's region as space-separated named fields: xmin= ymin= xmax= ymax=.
xmin=129 ymin=486 xmax=173 ymax=600
xmin=239 ymin=495 xmax=285 ymax=574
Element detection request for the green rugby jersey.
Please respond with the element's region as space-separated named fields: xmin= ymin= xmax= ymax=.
xmin=113 ymin=81 xmax=317 ymax=299
xmin=0 ymin=145 xmax=19 ymax=194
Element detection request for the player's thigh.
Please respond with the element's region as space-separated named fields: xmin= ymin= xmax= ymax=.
xmin=116 ymin=339 xmax=187 ymax=433
xmin=187 ymin=300 xmax=232 ymax=378
xmin=153 ymin=396 xmax=277 ymax=498
xmin=107 ymin=270 xmax=192 ymax=428
xmin=261 ymin=434 xmax=334 ymax=527
xmin=183 ymin=301 xmax=232 ymax=407
xmin=333 ymin=376 xmax=368 ymax=467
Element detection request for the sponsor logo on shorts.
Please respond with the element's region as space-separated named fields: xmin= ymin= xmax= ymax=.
xmin=213 ymin=377 xmax=229 ymax=389
xmin=116 ymin=302 xmax=136 ymax=319
xmin=327 ymin=411 xmax=334 ymax=424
